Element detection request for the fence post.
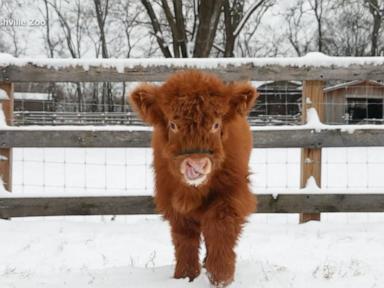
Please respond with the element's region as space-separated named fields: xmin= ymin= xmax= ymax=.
xmin=300 ymin=80 xmax=324 ymax=223
xmin=0 ymin=82 xmax=14 ymax=192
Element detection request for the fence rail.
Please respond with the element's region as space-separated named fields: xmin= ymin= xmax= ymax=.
xmin=2 ymin=56 xmax=384 ymax=82
xmin=1 ymin=194 xmax=384 ymax=218
xmin=1 ymin=127 xmax=384 ymax=148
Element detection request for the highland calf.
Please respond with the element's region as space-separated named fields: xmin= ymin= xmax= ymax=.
xmin=130 ymin=70 xmax=258 ymax=287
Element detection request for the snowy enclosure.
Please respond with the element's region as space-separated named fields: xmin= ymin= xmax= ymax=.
xmin=1 ymin=57 xmax=384 ymax=287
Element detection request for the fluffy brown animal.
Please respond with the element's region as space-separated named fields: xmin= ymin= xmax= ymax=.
xmin=129 ymin=70 xmax=258 ymax=287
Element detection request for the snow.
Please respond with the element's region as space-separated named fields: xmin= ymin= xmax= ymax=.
xmin=303 ymin=176 xmax=322 ymax=192
xmin=0 ymin=124 xmax=152 ymax=132
xmin=0 ymin=88 xmax=8 ymax=100
xmin=0 ymin=53 xmax=14 ymax=60
xmin=14 ymin=92 xmax=50 ymax=100
xmin=0 ymin=178 xmax=9 ymax=193
xmin=0 ymin=103 xmax=6 ymax=127
xmin=1 ymin=217 xmax=384 ymax=287
xmin=1 ymin=53 xmax=384 ymax=73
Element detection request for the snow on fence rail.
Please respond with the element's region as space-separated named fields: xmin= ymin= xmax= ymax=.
xmin=2 ymin=53 xmax=384 ymax=81
xmin=2 ymin=55 xmax=384 ymax=220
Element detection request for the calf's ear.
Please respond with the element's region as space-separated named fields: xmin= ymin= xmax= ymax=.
xmin=129 ymin=84 xmax=163 ymax=126
xmin=226 ymin=82 xmax=258 ymax=118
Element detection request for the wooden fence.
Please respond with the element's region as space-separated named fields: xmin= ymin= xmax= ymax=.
xmin=1 ymin=56 xmax=384 ymax=221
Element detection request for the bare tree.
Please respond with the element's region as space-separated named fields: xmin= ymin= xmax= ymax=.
xmin=193 ymin=0 xmax=225 ymax=57
xmin=365 ymin=0 xmax=383 ymax=55
xmin=93 ymin=0 xmax=109 ymax=58
xmin=0 ymin=1 xmax=26 ymax=57
xmin=48 ymin=0 xmax=88 ymax=111
xmin=225 ymin=0 xmax=274 ymax=57
xmin=223 ymin=0 xmax=272 ymax=56
xmin=282 ymin=0 xmax=313 ymax=56
xmin=325 ymin=0 xmax=371 ymax=56
xmin=307 ymin=0 xmax=325 ymax=52
xmin=93 ymin=0 xmax=114 ymax=112
xmin=140 ymin=0 xmax=273 ymax=58
xmin=140 ymin=0 xmax=173 ymax=57
xmin=42 ymin=0 xmax=55 ymax=58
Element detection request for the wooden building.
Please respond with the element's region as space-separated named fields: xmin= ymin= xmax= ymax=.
xmin=13 ymin=83 xmax=56 ymax=112
xmin=14 ymin=92 xmax=54 ymax=112
xmin=251 ymin=81 xmax=302 ymax=125
xmin=324 ymin=80 xmax=384 ymax=124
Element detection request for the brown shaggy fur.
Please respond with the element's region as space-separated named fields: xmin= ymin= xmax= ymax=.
xmin=129 ymin=70 xmax=258 ymax=287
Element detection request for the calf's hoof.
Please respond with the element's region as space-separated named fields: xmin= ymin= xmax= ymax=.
xmin=207 ymin=272 xmax=233 ymax=288
xmin=174 ymin=263 xmax=201 ymax=282
xmin=205 ymin=262 xmax=234 ymax=287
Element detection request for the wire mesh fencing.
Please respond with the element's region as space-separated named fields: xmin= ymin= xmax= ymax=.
xmin=12 ymin=147 xmax=384 ymax=194
xmin=11 ymin=81 xmax=384 ymax=126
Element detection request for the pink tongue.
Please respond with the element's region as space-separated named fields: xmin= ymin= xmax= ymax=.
xmin=186 ymin=166 xmax=202 ymax=180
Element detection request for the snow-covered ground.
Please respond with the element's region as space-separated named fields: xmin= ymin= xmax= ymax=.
xmin=1 ymin=215 xmax=384 ymax=288
xmin=5 ymin=145 xmax=384 ymax=287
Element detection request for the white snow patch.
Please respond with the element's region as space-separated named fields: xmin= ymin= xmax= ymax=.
xmin=303 ymin=176 xmax=322 ymax=192
xmin=0 ymin=89 xmax=8 ymax=100
xmin=0 ymin=103 xmax=7 ymax=127
xmin=14 ymin=92 xmax=49 ymax=100
xmin=2 ymin=53 xmax=384 ymax=73
xmin=302 ymin=52 xmax=331 ymax=60
xmin=304 ymin=157 xmax=313 ymax=164
xmin=0 ymin=218 xmax=384 ymax=287
xmin=0 ymin=178 xmax=9 ymax=194
xmin=306 ymin=107 xmax=322 ymax=132
xmin=0 ymin=53 xmax=14 ymax=60
xmin=0 ymin=124 xmax=152 ymax=131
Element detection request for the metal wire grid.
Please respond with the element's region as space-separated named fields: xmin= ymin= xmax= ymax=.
xmin=12 ymin=147 xmax=384 ymax=195
xmin=10 ymin=82 xmax=384 ymax=126
xmin=12 ymin=148 xmax=153 ymax=195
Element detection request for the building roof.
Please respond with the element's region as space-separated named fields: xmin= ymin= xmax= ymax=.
xmin=324 ymin=80 xmax=384 ymax=93
xmin=257 ymin=81 xmax=302 ymax=91
xmin=14 ymin=92 xmax=50 ymax=101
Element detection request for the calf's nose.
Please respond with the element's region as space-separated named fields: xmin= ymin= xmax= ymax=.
xmin=183 ymin=157 xmax=212 ymax=175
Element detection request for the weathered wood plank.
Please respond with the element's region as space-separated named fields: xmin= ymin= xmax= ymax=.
xmin=300 ymin=80 xmax=325 ymax=222
xmin=3 ymin=62 xmax=384 ymax=82
xmin=0 ymin=82 xmax=13 ymax=192
xmin=1 ymin=128 xmax=384 ymax=148
xmin=1 ymin=194 xmax=384 ymax=218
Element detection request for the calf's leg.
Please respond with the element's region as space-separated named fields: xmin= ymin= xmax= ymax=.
xmin=170 ymin=216 xmax=201 ymax=281
xmin=202 ymin=206 xmax=243 ymax=287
